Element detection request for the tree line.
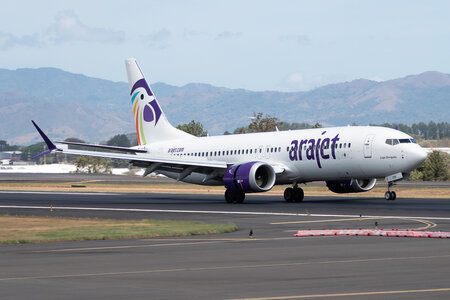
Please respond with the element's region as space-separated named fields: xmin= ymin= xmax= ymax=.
xmin=370 ymin=121 xmax=449 ymax=140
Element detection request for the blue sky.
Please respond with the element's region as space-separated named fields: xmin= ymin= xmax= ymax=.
xmin=1 ymin=0 xmax=449 ymax=91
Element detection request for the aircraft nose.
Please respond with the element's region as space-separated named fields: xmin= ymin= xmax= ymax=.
xmin=411 ymin=147 xmax=428 ymax=165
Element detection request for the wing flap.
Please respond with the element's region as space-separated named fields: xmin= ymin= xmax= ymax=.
xmin=57 ymin=147 xmax=228 ymax=169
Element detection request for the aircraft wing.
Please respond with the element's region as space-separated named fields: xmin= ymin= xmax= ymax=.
xmin=31 ymin=121 xmax=228 ymax=180
xmin=56 ymin=141 xmax=148 ymax=153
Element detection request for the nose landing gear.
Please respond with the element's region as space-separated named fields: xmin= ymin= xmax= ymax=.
xmin=385 ymin=181 xmax=396 ymax=200
xmin=284 ymin=184 xmax=304 ymax=202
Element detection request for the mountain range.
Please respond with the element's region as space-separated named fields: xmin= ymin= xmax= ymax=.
xmin=0 ymin=67 xmax=449 ymax=145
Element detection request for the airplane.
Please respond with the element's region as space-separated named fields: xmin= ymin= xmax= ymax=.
xmin=31 ymin=58 xmax=428 ymax=203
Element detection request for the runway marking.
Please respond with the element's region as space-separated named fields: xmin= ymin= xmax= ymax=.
xmin=231 ymin=287 xmax=450 ymax=299
xmin=0 ymin=191 xmax=118 ymax=196
xmin=1 ymin=254 xmax=450 ymax=282
xmin=33 ymin=237 xmax=338 ymax=253
xmin=272 ymin=217 xmax=384 ymax=225
xmin=33 ymin=241 xmax=223 ymax=252
xmin=0 ymin=205 xmax=450 ymax=221
xmin=274 ymin=217 xmax=437 ymax=231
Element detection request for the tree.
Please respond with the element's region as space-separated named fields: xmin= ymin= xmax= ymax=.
xmin=427 ymin=150 xmax=449 ymax=180
xmin=107 ymin=134 xmax=131 ymax=147
xmin=177 ymin=120 xmax=208 ymax=137
xmin=0 ymin=140 xmax=18 ymax=151
xmin=410 ymin=151 xmax=449 ymax=181
xmin=75 ymin=156 xmax=111 ymax=174
xmin=247 ymin=112 xmax=284 ymax=133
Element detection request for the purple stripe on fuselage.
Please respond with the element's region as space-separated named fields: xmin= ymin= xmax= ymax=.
xmin=130 ymin=78 xmax=153 ymax=96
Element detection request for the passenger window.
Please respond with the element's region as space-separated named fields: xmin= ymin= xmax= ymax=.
xmin=250 ymin=149 xmax=252 ymax=154
xmin=286 ymin=147 xmax=289 ymax=152
xmin=348 ymin=143 xmax=351 ymax=148
xmin=339 ymin=144 xmax=342 ymax=149
xmin=246 ymin=149 xmax=248 ymax=154
xmin=278 ymin=147 xmax=281 ymax=152
xmin=206 ymin=152 xmax=208 ymax=157
xmin=344 ymin=143 xmax=346 ymax=148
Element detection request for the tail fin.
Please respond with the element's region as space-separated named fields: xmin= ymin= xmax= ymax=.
xmin=125 ymin=58 xmax=193 ymax=144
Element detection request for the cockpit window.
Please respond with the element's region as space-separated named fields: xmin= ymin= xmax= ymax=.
xmin=410 ymin=138 xmax=416 ymax=143
xmin=386 ymin=138 xmax=400 ymax=146
xmin=399 ymin=139 xmax=411 ymax=143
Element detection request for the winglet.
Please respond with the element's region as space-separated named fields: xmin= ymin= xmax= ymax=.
xmin=31 ymin=120 xmax=57 ymax=159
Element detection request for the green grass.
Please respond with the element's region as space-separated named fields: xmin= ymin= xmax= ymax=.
xmin=0 ymin=216 xmax=237 ymax=244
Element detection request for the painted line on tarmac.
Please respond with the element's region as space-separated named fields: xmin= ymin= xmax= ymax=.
xmin=34 ymin=237 xmax=338 ymax=253
xmin=1 ymin=254 xmax=450 ymax=282
xmin=33 ymin=241 xmax=223 ymax=253
xmin=273 ymin=217 xmax=437 ymax=231
xmin=0 ymin=191 xmax=118 ymax=196
xmin=231 ymin=287 xmax=450 ymax=300
xmin=0 ymin=205 xmax=450 ymax=221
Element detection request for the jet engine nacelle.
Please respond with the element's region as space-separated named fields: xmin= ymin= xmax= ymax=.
xmin=326 ymin=178 xmax=377 ymax=193
xmin=223 ymin=161 xmax=276 ymax=193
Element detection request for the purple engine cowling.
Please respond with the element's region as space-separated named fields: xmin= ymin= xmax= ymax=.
xmin=326 ymin=178 xmax=377 ymax=193
xmin=223 ymin=161 xmax=276 ymax=193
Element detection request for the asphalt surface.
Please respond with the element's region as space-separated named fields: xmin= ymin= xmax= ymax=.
xmin=0 ymin=179 xmax=449 ymax=299
xmin=2 ymin=172 xmax=450 ymax=188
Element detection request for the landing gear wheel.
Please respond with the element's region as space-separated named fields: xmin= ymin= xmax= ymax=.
xmin=225 ymin=190 xmax=246 ymax=204
xmin=391 ymin=191 xmax=396 ymax=200
xmin=385 ymin=191 xmax=397 ymax=201
xmin=284 ymin=187 xmax=294 ymax=202
xmin=385 ymin=191 xmax=391 ymax=200
xmin=236 ymin=192 xmax=245 ymax=204
xmin=293 ymin=188 xmax=304 ymax=202
xmin=225 ymin=190 xmax=235 ymax=203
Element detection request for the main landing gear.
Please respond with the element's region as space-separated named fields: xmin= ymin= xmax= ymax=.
xmin=385 ymin=181 xmax=397 ymax=201
xmin=284 ymin=184 xmax=304 ymax=203
xmin=224 ymin=190 xmax=245 ymax=204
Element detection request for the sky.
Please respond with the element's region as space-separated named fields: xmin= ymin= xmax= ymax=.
xmin=1 ymin=0 xmax=450 ymax=92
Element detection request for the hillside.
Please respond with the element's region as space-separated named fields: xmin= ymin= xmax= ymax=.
xmin=0 ymin=68 xmax=449 ymax=145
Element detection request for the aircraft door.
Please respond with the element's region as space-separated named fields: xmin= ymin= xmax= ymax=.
xmin=363 ymin=134 xmax=375 ymax=158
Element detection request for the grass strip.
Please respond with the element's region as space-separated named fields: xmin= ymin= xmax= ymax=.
xmin=0 ymin=215 xmax=237 ymax=244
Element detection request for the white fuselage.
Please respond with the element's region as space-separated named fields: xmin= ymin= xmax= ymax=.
xmin=139 ymin=126 xmax=427 ymax=186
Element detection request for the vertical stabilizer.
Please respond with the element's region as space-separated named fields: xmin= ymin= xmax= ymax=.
xmin=125 ymin=58 xmax=194 ymax=144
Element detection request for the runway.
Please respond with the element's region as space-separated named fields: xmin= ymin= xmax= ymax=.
xmin=1 ymin=190 xmax=450 ymax=299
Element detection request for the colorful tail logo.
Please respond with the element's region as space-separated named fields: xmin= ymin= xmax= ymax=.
xmin=130 ymin=79 xmax=162 ymax=145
